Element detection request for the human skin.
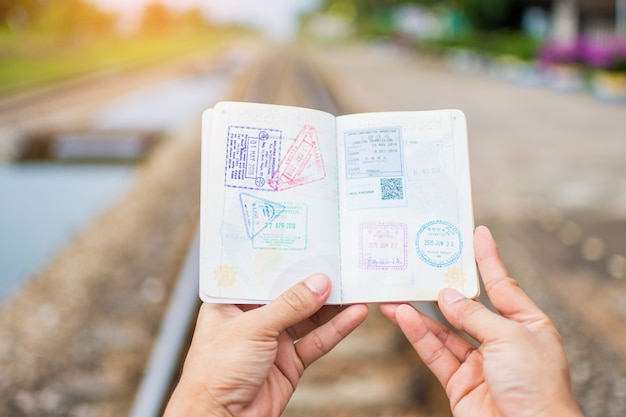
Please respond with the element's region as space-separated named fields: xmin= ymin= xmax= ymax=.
xmin=163 ymin=273 xmax=369 ymax=417
xmin=381 ymin=225 xmax=585 ymax=417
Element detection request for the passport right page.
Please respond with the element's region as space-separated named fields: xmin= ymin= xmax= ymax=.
xmin=336 ymin=109 xmax=478 ymax=303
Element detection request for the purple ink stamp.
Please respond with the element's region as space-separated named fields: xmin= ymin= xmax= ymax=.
xmin=225 ymin=125 xmax=282 ymax=191
xmin=359 ymin=222 xmax=408 ymax=270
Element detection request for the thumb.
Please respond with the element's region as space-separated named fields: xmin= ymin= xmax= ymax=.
xmin=438 ymin=288 xmax=509 ymax=344
xmin=255 ymin=274 xmax=331 ymax=334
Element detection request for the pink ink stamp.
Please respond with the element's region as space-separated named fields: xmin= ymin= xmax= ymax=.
xmin=269 ymin=124 xmax=326 ymax=191
xmin=359 ymin=222 xmax=408 ymax=270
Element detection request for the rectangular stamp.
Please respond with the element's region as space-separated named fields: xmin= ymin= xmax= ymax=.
xmin=269 ymin=125 xmax=326 ymax=191
xmin=344 ymin=127 xmax=403 ymax=180
xmin=253 ymin=203 xmax=308 ymax=251
xmin=224 ymin=125 xmax=282 ymax=191
xmin=405 ymin=140 xmax=448 ymax=183
xmin=359 ymin=222 xmax=408 ymax=270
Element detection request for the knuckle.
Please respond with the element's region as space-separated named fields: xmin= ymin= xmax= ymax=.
xmin=452 ymin=299 xmax=484 ymax=328
xmin=282 ymin=288 xmax=309 ymax=313
xmin=433 ymin=324 xmax=452 ymax=343
xmin=309 ymin=331 xmax=328 ymax=356
xmin=462 ymin=302 xmax=484 ymax=322
xmin=424 ymin=344 xmax=447 ymax=367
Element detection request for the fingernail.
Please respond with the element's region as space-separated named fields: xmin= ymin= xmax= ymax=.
xmin=441 ymin=288 xmax=466 ymax=305
xmin=304 ymin=274 xmax=329 ymax=296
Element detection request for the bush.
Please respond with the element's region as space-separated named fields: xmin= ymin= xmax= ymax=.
xmin=423 ymin=31 xmax=540 ymax=61
xmin=461 ymin=0 xmax=524 ymax=31
xmin=538 ymin=36 xmax=626 ymax=72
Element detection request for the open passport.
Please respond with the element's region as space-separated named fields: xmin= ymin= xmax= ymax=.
xmin=199 ymin=101 xmax=478 ymax=304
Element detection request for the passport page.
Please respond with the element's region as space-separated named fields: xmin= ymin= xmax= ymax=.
xmin=199 ymin=102 xmax=343 ymax=304
xmin=336 ymin=109 xmax=478 ymax=303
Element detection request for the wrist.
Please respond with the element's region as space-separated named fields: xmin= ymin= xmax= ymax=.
xmin=163 ymin=380 xmax=232 ymax=417
xmin=536 ymin=399 xmax=585 ymax=417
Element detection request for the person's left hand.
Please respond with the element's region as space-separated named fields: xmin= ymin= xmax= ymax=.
xmin=164 ymin=273 xmax=369 ymax=417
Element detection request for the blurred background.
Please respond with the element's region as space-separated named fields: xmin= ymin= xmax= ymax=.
xmin=0 ymin=0 xmax=625 ymax=416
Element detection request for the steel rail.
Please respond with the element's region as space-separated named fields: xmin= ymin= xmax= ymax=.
xmin=128 ymin=46 xmax=339 ymax=417
xmin=128 ymin=231 xmax=201 ymax=417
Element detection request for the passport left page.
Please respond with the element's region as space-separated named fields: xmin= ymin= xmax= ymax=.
xmin=199 ymin=102 xmax=342 ymax=304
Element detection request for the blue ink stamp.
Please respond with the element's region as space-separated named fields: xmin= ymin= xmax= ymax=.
xmin=415 ymin=220 xmax=463 ymax=268
xmin=359 ymin=222 xmax=408 ymax=270
xmin=225 ymin=126 xmax=282 ymax=191
xmin=253 ymin=203 xmax=308 ymax=251
xmin=239 ymin=193 xmax=285 ymax=239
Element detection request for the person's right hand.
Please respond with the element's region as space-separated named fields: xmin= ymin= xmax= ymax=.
xmin=381 ymin=226 xmax=585 ymax=417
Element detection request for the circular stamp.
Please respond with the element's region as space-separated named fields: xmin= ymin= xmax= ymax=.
xmin=415 ymin=220 xmax=463 ymax=268
xmin=259 ymin=131 xmax=269 ymax=141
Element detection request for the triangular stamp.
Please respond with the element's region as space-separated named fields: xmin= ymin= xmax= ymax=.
xmin=269 ymin=124 xmax=326 ymax=191
xmin=239 ymin=193 xmax=286 ymax=239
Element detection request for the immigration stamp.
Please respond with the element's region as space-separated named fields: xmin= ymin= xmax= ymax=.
xmin=224 ymin=125 xmax=282 ymax=191
xmin=344 ymin=126 xmax=403 ymax=180
xmin=239 ymin=193 xmax=286 ymax=239
xmin=359 ymin=222 xmax=408 ymax=270
xmin=344 ymin=126 xmax=407 ymax=210
xmin=269 ymin=124 xmax=326 ymax=191
xmin=415 ymin=220 xmax=463 ymax=268
xmin=253 ymin=203 xmax=308 ymax=250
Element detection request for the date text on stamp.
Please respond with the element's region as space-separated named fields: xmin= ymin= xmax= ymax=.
xmin=344 ymin=127 xmax=403 ymax=180
xmin=253 ymin=203 xmax=308 ymax=251
xmin=225 ymin=126 xmax=282 ymax=191
xmin=415 ymin=220 xmax=463 ymax=268
xmin=359 ymin=222 xmax=408 ymax=270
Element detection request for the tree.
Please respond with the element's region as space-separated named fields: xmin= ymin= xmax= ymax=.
xmin=459 ymin=0 xmax=524 ymax=30
xmin=177 ymin=8 xmax=212 ymax=33
xmin=2 ymin=0 xmax=117 ymax=37
xmin=1 ymin=0 xmax=36 ymax=31
xmin=34 ymin=0 xmax=116 ymax=38
xmin=139 ymin=1 xmax=175 ymax=33
xmin=316 ymin=0 xmax=526 ymax=33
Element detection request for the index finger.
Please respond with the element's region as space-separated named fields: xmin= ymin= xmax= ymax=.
xmin=439 ymin=289 xmax=513 ymax=345
xmin=474 ymin=226 xmax=548 ymax=324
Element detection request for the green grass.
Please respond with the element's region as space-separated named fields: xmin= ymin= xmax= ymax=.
xmin=421 ymin=31 xmax=541 ymax=61
xmin=0 ymin=30 xmax=238 ymax=97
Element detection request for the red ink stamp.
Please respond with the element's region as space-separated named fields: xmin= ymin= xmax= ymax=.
xmin=269 ymin=125 xmax=326 ymax=191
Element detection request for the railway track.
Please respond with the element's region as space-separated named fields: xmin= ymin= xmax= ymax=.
xmin=0 ymin=49 xmax=241 ymax=162
xmin=138 ymin=44 xmax=626 ymax=417
xmin=490 ymin=220 xmax=626 ymax=417
xmin=4 ymin=41 xmax=622 ymax=417
xmin=0 ymin=43 xmax=252 ymax=416
xmin=132 ymin=46 xmax=449 ymax=417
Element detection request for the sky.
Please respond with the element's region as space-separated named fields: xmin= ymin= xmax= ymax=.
xmin=89 ymin=0 xmax=321 ymax=38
